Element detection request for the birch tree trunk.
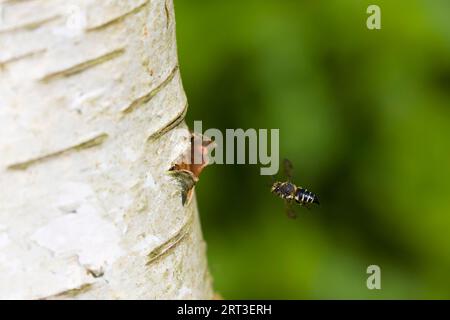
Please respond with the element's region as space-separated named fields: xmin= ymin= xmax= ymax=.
xmin=0 ymin=0 xmax=213 ymax=299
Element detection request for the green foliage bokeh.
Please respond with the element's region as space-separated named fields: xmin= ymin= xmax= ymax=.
xmin=174 ymin=0 xmax=450 ymax=299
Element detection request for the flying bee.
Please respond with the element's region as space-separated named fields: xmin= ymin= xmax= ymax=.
xmin=271 ymin=159 xmax=319 ymax=218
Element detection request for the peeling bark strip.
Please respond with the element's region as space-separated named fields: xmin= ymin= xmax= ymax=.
xmin=39 ymin=49 xmax=125 ymax=83
xmin=87 ymin=0 xmax=151 ymax=32
xmin=41 ymin=283 xmax=93 ymax=300
xmin=164 ymin=0 xmax=170 ymax=29
xmin=148 ymin=102 xmax=188 ymax=140
xmin=121 ymin=65 xmax=179 ymax=114
xmin=169 ymin=170 xmax=197 ymax=206
xmin=0 ymin=15 xmax=61 ymax=34
xmin=146 ymin=213 xmax=194 ymax=265
xmin=0 ymin=49 xmax=46 ymax=69
xmin=7 ymin=133 xmax=108 ymax=170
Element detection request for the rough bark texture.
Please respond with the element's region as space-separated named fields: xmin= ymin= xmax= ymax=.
xmin=0 ymin=0 xmax=213 ymax=299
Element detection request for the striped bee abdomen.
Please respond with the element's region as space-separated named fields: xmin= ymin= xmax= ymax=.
xmin=295 ymin=187 xmax=320 ymax=205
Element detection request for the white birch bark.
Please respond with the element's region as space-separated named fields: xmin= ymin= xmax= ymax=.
xmin=0 ymin=0 xmax=213 ymax=299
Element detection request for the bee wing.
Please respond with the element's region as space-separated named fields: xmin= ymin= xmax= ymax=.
xmin=284 ymin=199 xmax=297 ymax=219
xmin=283 ymin=158 xmax=294 ymax=181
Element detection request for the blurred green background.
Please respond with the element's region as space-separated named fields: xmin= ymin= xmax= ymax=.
xmin=174 ymin=0 xmax=450 ymax=299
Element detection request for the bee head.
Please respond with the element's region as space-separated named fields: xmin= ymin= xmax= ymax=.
xmin=271 ymin=181 xmax=282 ymax=194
